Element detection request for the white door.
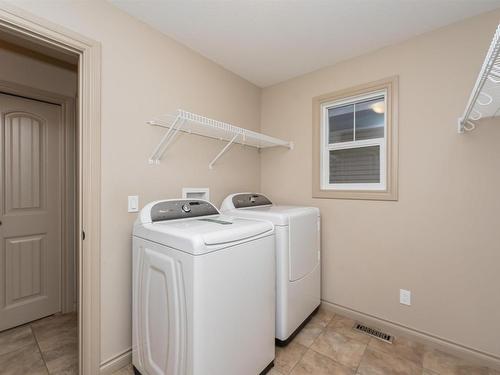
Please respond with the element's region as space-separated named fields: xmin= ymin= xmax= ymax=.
xmin=0 ymin=93 xmax=62 ymax=331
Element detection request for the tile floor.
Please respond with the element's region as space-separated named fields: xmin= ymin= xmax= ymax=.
xmin=0 ymin=312 xmax=78 ymax=375
xmin=114 ymin=307 xmax=500 ymax=375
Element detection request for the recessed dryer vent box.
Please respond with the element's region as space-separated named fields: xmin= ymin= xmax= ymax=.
xmin=182 ymin=187 xmax=210 ymax=201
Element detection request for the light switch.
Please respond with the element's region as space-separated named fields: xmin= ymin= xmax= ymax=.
xmin=400 ymin=289 xmax=411 ymax=306
xmin=128 ymin=195 xmax=139 ymax=213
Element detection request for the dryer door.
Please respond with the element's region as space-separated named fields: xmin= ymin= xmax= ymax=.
xmin=288 ymin=211 xmax=319 ymax=281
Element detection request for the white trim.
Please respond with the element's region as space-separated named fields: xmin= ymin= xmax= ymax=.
xmin=320 ymin=90 xmax=387 ymax=191
xmin=99 ymin=349 xmax=132 ymax=375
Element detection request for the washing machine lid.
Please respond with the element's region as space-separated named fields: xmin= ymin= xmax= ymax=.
xmin=134 ymin=199 xmax=274 ymax=255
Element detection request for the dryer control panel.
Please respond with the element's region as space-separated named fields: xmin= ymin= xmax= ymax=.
xmin=232 ymin=193 xmax=272 ymax=208
xmin=151 ymin=199 xmax=219 ymax=222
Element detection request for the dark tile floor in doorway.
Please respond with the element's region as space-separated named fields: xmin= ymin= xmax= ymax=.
xmin=0 ymin=312 xmax=77 ymax=375
xmin=114 ymin=307 xmax=500 ymax=375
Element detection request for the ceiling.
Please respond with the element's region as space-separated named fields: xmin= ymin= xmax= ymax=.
xmin=110 ymin=0 xmax=500 ymax=87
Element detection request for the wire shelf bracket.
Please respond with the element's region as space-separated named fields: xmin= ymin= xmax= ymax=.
xmin=148 ymin=109 xmax=294 ymax=168
xmin=458 ymin=24 xmax=500 ymax=133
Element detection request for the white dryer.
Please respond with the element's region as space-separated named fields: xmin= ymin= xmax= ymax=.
xmin=221 ymin=193 xmax=320 ymax=345
xmin=133 ymin=199 xmax=276 ymax=375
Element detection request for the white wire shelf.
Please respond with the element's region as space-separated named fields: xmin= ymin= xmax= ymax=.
xmin=458 ymin=24 xmax=500 ymax=133
xmin=148 ymin=109 xmax=293 ymax=168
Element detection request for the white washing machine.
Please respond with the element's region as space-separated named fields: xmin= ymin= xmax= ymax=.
xmin=132 ymin=199 xmax=276 ymax=375
xmin=221 ymin=193 xmax=320 ymax=345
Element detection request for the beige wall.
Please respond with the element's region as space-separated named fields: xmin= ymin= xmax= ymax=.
xmin=260 ymin=10 xmax=500 ymax=362
xmin=9 ymin=0 xmax=262 ymax=365
xmin=8 ymin=0 xmax=500 ymax=367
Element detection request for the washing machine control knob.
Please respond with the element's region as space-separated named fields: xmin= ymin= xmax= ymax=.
xmin=182 ymin=204 xmax=191 ymax=213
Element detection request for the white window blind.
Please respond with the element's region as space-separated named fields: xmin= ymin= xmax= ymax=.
xmin=329 ymin=146 xmax=380 ymax=184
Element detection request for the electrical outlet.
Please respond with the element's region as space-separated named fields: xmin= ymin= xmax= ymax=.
xmin=128 ymin=195 xmax=139 ymax=213
xmin=400 ymin=289 xmax=411 ymax=306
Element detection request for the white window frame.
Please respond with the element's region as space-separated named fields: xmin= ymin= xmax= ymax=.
xmin=320 ymin=90 xmax=387 ymax=191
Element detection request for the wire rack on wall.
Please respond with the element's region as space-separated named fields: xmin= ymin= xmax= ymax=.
xmin=458 ymin=24 xmax=500 ymax=133
xmin=147 ymin=109 xmax=293 ymax=168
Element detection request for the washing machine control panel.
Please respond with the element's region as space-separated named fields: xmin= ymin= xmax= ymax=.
xmin=151 ymin=200 xmax=219 ymax=222
xmin=232 ymin=193 xmax=272 ymax=208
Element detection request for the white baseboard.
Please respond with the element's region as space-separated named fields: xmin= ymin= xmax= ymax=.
xmin=321 ymin=300 xmax=500 ymax=371
xmin=100 ymin=348 xmax=132 ymax=375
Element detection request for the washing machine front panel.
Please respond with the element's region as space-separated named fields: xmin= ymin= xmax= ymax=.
xmin=134 ymin=239 xmax=189 ymax=375
xmin=192 ymin=235 xmax=275 ymax=375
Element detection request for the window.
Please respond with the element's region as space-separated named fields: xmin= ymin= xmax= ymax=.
xmin=313 ymin=77 xmax=398 ymax=200
xmin=323 ymin=91 xmax=386 ymax=191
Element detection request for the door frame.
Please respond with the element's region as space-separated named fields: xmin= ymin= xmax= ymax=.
xmin=0 ymin=3 xmax=101 ymax=374
xmin=0 ymin=80 xmax=77 ymax=314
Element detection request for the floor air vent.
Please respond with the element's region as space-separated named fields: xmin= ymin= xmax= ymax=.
xmin=353 ymin=323 xmax=393 ymax=344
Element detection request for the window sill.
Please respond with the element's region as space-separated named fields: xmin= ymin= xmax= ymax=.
xmin=312 ymin=188 xmax=398 ymax=201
